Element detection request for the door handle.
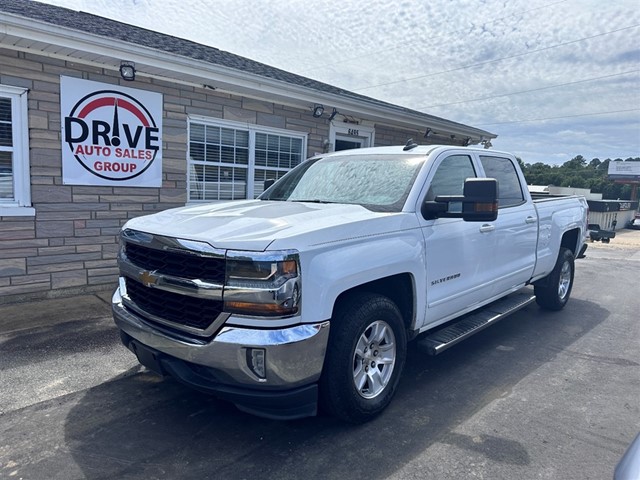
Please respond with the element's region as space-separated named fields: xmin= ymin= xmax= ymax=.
xmin=479 ymin=224 xmax=495 ymax=233
xmin=525 ymin=216 xmax=537 ymax=224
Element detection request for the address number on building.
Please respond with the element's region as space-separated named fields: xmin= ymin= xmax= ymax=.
xmin=347 ymin=129 xmax=359 ymax=136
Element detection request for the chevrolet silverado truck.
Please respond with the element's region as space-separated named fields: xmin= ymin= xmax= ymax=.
xmin=112 ymin=144 xmax=589 ymax=423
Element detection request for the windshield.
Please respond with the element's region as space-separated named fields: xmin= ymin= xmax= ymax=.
xmin=259 ymin=153 xmax=426 ymax=212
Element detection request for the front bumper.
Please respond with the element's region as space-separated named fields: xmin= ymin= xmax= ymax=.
xmin=112 ymin=288 xmax=330 ymax=419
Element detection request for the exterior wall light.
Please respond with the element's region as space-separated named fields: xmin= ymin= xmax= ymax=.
xmin=312 ymin=104 xmax=324 ymax=117
xmin=119 ymin=61 xmax=136 ymax=81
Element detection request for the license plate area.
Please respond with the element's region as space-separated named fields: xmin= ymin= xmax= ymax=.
xmin=130 ymin=340 xmax=164 ymax=375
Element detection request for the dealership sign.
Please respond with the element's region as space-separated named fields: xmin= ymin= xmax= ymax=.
xmin=607 ymin=161 xmax=640 ymax=182
xmin=61 ymin=76 xmax=163 ymax=187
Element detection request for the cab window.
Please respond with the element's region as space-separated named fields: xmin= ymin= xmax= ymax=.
xmin=426 ymin=155 xmax=476 ymax=214
xmin=426 ymin=154 xmax=476 ymax=200
xmin=480 ymin=156 xmax=524 ymax=208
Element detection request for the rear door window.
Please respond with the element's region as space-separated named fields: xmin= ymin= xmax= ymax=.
xmin=480 ymin=156 xmax=524 ymax=208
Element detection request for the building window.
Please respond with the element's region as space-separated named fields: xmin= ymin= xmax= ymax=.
xmin=0 ymin=85 xmax=33 ymax=216
xmin=188 ymin=117 xmax=306 ymax=202
xmin=254 ymin=132 xmax=303 ymax=199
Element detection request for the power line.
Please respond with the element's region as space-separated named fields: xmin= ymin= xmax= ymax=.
xmin=295 ymin=0 xmax=569 ymax=74
xmin=476 ymin=108 xmax=640 ymax=126
xmin=352 ymin=23 xmax=640 ymax=92
xmin=418 ymin=70 xmax=640 ymax=109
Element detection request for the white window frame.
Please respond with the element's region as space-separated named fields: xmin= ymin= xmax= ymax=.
xmin=187 ymin=116 xmax=308 ymax=202
xmin=0 ymin=84 xmax=33 ymax=217
xmin=329 ymin=121 xmax=375 ymax=152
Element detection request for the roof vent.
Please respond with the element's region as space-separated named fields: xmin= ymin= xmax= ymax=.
xmin=403 ymin=138 xmax=418 ymax=151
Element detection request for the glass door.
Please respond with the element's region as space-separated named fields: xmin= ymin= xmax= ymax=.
xmin=335 ymin=137 xmax=364 ymax=151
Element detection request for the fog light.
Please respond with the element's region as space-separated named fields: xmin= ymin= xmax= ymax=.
xmin=247 ymin=348 xmax=266 ymax=380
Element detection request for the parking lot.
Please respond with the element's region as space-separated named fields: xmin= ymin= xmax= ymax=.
xmin=1 ymin=231 xmax=639 ymax=480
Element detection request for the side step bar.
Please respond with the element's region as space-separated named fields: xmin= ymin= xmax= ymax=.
xmin=417 ymin=292 xmax=536 ymax=355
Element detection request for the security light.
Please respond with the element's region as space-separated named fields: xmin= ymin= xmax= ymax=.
xmin=119 ymin=61 xmax=136 ymax=81
xmin=312 ymin=104 xmax=324 ymax=117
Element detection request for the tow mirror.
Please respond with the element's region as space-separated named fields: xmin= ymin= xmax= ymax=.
xmin=422 ymin=178 xmax=498 ymax=222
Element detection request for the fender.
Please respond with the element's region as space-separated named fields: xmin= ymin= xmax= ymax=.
xmin=297 ymin=229 xmax=426 ymax=330
xmin=531 ymin=197 xmax=588 ymax=281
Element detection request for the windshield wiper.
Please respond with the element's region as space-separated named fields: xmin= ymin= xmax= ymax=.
xmin=290 ymin=199 xmax=334 ymax=204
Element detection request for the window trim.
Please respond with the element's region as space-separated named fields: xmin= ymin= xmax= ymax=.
xmin=187 ymin=115 xmax=308 ymax=203
xmin=0 ymin=84 xmax=33 ymax=217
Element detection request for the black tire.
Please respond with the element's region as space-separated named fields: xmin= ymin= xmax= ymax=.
xmin=319 ymin=293 xmax=407 ymax=423
xmin=534 ymin=247 xmax=575 ymax=311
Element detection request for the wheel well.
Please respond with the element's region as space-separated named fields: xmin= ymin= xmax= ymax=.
xmin=561 ymin=228 xmax=580 ymax=256
xmin=332 ymin=274 xmax=415 ymax=333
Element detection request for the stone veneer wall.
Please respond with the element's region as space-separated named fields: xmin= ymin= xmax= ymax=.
xmin=0 ymin=48 xmax=330 ymax=303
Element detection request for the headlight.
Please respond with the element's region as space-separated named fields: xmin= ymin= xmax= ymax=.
xmin=223 ymin=250 xmax=301 ymax=317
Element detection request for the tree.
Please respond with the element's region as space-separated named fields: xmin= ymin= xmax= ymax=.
xmin=519 ymin=155 xmax=638 ymax=200
xmin=563 ymin=155 xmax=587 ymax=169
xmin=588 ymin=158 xmax=601 ymax=169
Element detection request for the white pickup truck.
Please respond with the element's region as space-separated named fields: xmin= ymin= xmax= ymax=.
xmin=112 ymin=144 xmax=588 ymax=423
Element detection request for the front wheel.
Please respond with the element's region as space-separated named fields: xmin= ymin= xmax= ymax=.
xmin=534 ymin=247 xmax=575 ymax=311
xmin=319 ymin=293 xmax=407 ymax=423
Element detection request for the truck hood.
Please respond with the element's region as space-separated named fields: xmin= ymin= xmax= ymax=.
xmin=124 ymin=200 xmax=412 ymax=251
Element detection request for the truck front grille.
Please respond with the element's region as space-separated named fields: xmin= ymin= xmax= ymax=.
xmin=125 ymin=242 xmax=225 ymax=283
xmin=119 ymin=232 xmax=228 ymax=336
xmin=125 ymin=278 xmax=223 ymax=330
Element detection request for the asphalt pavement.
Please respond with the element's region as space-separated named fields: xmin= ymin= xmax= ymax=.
xmin=1 ymin=230 xmax=639 ymax=480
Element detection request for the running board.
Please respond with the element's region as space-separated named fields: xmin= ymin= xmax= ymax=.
xmin=417 ymin=292 xmax=536 ymax=355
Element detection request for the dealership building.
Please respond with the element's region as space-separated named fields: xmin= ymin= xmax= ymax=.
xmin=0 ymin=0 xmax=495 ymax=302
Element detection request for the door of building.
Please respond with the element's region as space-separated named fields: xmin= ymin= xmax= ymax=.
xmin=335 ymin=138 xmax=364 ymax=151
xmin=330 ymin=122 xmax=374 ymax=152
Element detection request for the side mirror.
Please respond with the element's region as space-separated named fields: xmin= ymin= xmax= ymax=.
xmin=459 ymin=178 xmax=499 ymax=221
xmin=264 ymin=179 xmax=276 ymax=190
xmin=422 ymin=178 xmax=498 ymax=222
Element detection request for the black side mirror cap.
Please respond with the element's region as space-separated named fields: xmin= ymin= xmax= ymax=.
xmin=461 ymin=178 xmax=498 ymax=222
xmin=423 ymin=178 xmax=499 ymax=222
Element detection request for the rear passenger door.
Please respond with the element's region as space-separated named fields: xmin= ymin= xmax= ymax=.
xmin=478 ymin=155 xmax=537 ymax=296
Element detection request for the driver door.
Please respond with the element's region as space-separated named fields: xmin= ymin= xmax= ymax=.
xmin=418 ymin=153 xmax=498 ymax=326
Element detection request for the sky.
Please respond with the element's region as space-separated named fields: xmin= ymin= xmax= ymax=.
xmin=39 ymin=0 xmax=640 ymax=166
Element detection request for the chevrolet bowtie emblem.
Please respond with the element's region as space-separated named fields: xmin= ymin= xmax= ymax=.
xmin=139 ymin=270 xmax=157 ymax=287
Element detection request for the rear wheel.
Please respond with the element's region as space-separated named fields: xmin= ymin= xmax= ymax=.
xmin=534 ymin=247 xmax=575 ymax=311
xmin=319 ymin=293 xmax=407 ymax=423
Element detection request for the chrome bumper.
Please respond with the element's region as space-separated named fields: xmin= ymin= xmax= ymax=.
xmin=112 ymin=288 xmax=330 ymax=389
